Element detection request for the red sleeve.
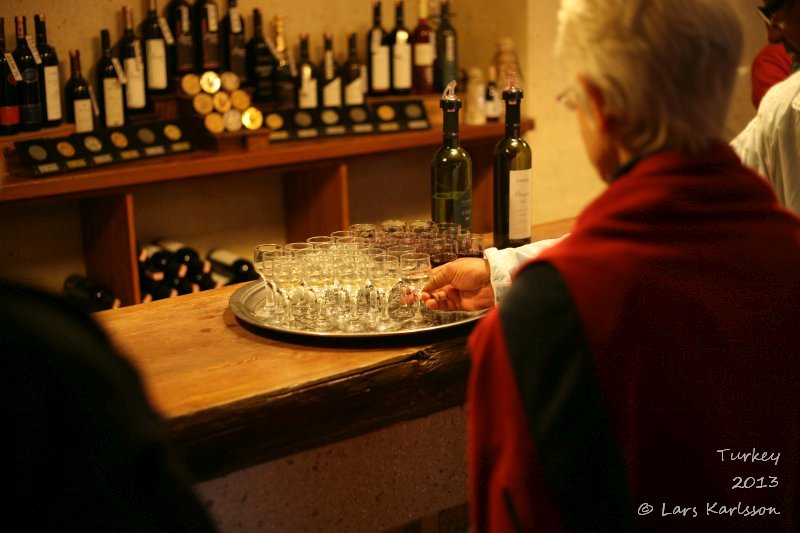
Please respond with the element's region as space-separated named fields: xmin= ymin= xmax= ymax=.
xmin=467 ymin=310 xmax=566 ymax=533
xmin=751 ymin=43 xmax=793 ymax=108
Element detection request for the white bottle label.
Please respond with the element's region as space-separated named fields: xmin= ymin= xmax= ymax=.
xmin=207 ymin=4 xmax=219 ymax=32
xmin=324 ymin=51 xmax=335 ymax=80
xmin=299 ymin=75 xmax=318 ymax=109
xmin=209 ymin=249 xmax=238 ymax=265
xmin=413 ymin=42 xmax=434 ymax=66
xmin=4 ymin=52 xmax=22 ymax=81
xmin=111 ymin=57 xmax=127 ymax=84
xmin=145 ymin=38 xmax=168 ymax=90
xmin=323 ymin=78 xmax=342 ymax=107
xmin=393 ymin=40 xmax=411 ymax=89
xmin=345 ymin=77 xmax=364 ymax=105
xmin=371 ymin=45 xmax=390 ymax=91
xmin=103 ymin=78 xmax=125 ymax=127
xmin=229 ymin=7 xmax=242 ymax=34
xmin=26 ymin=35 xmax=42 ymax=64
xmin=508 ymin=168 xmax=532 ymax=241
xmin=180 ymin=5 xmax=190 ymax=33
xmin=123 ymin=56 xmax=146 ymax=109
xmin=157 ymin=17 xmax=175 ymax=45
xmin=445 ymin=35 xmax=456 ymax=62
xmin=43 ymin=65 xmax=62 ymax=120
xmin=74 ymin=99 xmax=94 ymax=133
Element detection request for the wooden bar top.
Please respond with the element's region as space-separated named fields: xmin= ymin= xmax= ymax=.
xmin=95 ymin=218 xmax=575 ymax=482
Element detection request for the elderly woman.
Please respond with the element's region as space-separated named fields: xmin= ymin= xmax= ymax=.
xmin=424 ymin=0 xmax=800 ymax=531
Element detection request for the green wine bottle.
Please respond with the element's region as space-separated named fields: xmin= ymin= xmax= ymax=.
xmin=431 ymin=80 xmax=472 ymax=231
xmin=493 ymin=72 xmax=531 ymax=249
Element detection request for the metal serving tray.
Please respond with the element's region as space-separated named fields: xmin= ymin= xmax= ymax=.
xmin=229 ymin=280 xmax=489 ymax=338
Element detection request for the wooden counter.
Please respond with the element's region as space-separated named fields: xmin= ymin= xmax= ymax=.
xmin=95 ymin=218 xmax=574 ymax=482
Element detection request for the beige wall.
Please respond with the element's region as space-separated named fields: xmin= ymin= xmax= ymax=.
xmin=0 ymin=0 xmax=769 ymax=293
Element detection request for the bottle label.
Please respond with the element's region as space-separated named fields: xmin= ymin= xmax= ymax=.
xmin=123 ymin=56 xmax=147 ymax=109
xmin=146 ymin=38 xmax=168 ymax=89
xmin=207 ymin=4 xmax=219 ymax=32
xmin=229 ymin=7 xmax=242 ymax=34
xmin=4 ymin=53 xmax=23 ymax=81
xmin=324 ymin=51 xmax=335 ymax=80
xmin=344 ymin=77 xmax=364 ymax=105
xmin=74 ymin=99 xmax=94 ymax=132
xmin=299 ymin=73 xmax=318 ymax=109
xmin=371 ymin=45 xmax=390 ymax=91
xmin=0 ymin=105 xmax=21 ymax=126
xmin=103 ymin=78 xmax=125 ymax=127
xmin=323 ymin=78 xmax=342 ymax=107
xmin=180 ymin=5 xmax=191 ymax=34
xmin=21 ymin=67 xmax=38 ymax=84
xmin=158 ymin=16 xmax=175 ymax=45
xmin=111 ymin=57 xmax=127 ymax=84
xmin=202 ymin=32 xmax=220 ymax=67
xmin=87 ymin=84 xmax=100 ymax=116
xmin=413 ymin=42 xmax=434 ymax=66
xmin=508 ymin=168 xmax=532 ymax=240
xmin=25 ymin=35 xmax=42 ymax=64
xmin=393 ymin=41 xmax=412 ymax=89
xmin=445 ymin=35 xmax=456 ymax=62
xmin=43 ymin=65 xmax=63 ymax=121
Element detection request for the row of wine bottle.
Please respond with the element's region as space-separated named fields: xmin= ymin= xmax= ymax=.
xmin=431 ymin=72 xmax=532 ymax=250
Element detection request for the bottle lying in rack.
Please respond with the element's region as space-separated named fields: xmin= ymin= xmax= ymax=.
xmin=63 ymin=274 xmax=121 ymax=313
xmin=153 ymin=238 xmax=211 ymax=277
xmin=207 ymin=248 xmax=260 ymax=284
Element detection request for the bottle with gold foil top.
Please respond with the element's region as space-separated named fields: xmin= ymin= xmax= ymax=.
xmin=273 ymin=16 xmax=296 ymax=110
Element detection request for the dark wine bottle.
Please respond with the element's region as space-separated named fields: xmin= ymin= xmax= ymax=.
xmin=63 ymin=274 xmax=121 ymax=313
xmin=34 ymin=14 xmax=62 ymax=127
xmin=434 ymin=0 xmax=458 ymax=92
xmin=221 ymin=0 xmax=246 ymax=80
xmin=98 ymin=29 xmax=126 ymax=128
xmin=12 ymin=16 xmax=42 ymax=131
xmin=142 ymin=0 xmax=169 ymax=95
xmin=431 ymin=80 xmax=472 ymax=231
xmin=0 ymin=18 xmax=22 ymax=136
xmin=272 ymin=16 xmax=296 ymax=110
xmin=485 ymin=65 xmax=500 ymax=122
xmin=153 ymin=238 xmax=210 ymax=276
xmin=388 ymin=1 xmax=411 ymax=95
xmin=140 ymin=276 xmax=178 ymax=302
xmin=246 ymin=9 xmax=277 ymax=104
xmin=194 ymin=0 xmax=221 ymax=71
xmin=167 ymin=0 xmax=196 ymax=77
xmin=140 ymin=244 xmax=188 ymax=279
xmin=320 ymin=33 xmax=342 ymax=108
xmin=297 ymin=33 xmax=319 ymax=110
xmin=410 ymin=0 xmax=434 ymax=94
xmin=64 ymin=50 xmax=94 ymax=133
xmin=493 ymin=73 xmax=531 ymax=249
xmin=367 ymin=1 xmax=390 ymax=96
xmin=342 ymin=33 xmax=364 ymax=106
xmin=120 ymin=6 xmax=148 ymax=115
xmin=207 ymin=248 xmax=259 ymax=283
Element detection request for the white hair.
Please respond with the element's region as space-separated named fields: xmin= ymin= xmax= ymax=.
xmin=556 ymin=0 xmax=743 ymax=154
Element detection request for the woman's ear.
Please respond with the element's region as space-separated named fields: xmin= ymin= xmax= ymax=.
xmin=577 ymin=76 xmax=612 ymax=133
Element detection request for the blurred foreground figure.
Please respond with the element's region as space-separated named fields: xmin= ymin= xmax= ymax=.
xmin=424 ymin=0 xmax=800 ymax=531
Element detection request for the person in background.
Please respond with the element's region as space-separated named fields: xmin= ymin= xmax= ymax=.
xmin=732 ymin=0 xmax=800 ymax=214
xmin=424 ymin=0 xmax=800 ymax=531
xmin=751 ymin=42 xmax=794 ymax=108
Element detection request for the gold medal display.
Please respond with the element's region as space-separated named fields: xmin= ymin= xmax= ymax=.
xmin=56 ymin=141 xmax=76 ymax=158
xmin=110 ymin=131 xmax=129 ymax=149
xmin=137 ymin=127 xmax=156 ymax=145
xmin=265 ymin=112 xmax=284 ymax=130
xmin=192 ymin=93 xmax=214 ymax=115
xmin=180 ymin=73 xmax=202 ymax=96
xmin=200 ymin=71 xmax=222 ymax=94
xmin=376 ymin=104 xmax=396 ymax=121
xmin=224 ymin=109 xmax=243 ymax=132
xmin=163 ymin=124 xmax=183 ymax=141
xmin=242 ymin=107 xmax=264 ymax=130
xmin=212 ymin=91 xmax=232 ymax=113
xmin=204 ymin=112 xmax=226 ymax=134
xmin=83 ymin=136 xmax=103 ymax=153
xmin=220 ymin=71 xmax=241 ymax=92
xmin=28 ymin=144 xmax=48 ymax=161
xmin=230 ymin=89 xmax=251 ymax=111
xmin=320 ymin=109 xmax=339 ymax=126
xmin=348 ymin=107 xmax=368 ymax=123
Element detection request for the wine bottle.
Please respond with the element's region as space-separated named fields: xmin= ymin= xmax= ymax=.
xmin=0 ymin=18 xmax=22 ymax=136
xmin=434 ymin=0 xmax=458 ymax=92
xmin=64 ymin=50 xmax=94 ymax=133
xmin=12 ymin=16 xmax=42 ymax=131
xmin=120 ymin=6 xmax=148 ymax=115
xmin=139 ymin=243 xmax=187 ymax=278
xmin=98 ymin=29 xmax=126 ymax=128
xmin=153 ymin=238 xmax=210 ymax=276
xmin=34 ymin=15 xmax=62 ymax=127
xmin=297 ymin=33 xmax=318 ymax=110
xmin=272 ymin=15 xmax=296 ymax=110
xmin=194 ymin=0 xmax=221 ymax=71
xmin=246 ymin=9 xmax=277 ymax=104
xmin=367 ymin=1 xmax=390 ymax=96
xmin=320 ymin=33 xmax=342 ymax=108
xmin=63 ymin=274 xmax=121 ymax=313
xmin=431 ymin=80 xmax=471 ymax=231
xmin=492 ymin=73 xmax=531 ymax=249
xmin=221 ymin=0 xmax=246 ymax=80
xmin=208 ymin=248 xmax=259 ymax=283
xmin=167 ymin=0 xmax=195 ymax=77
xmin=484 ymin=65 xmax=500 ymax=122
xmin=142 ymin=0 xmax=169 ymax=95
xmin=410 ymin=0 xmax=434 ymax=94
xmin=388 ymin=1 xmax=411 ymax=95
xmin=140 ymin=276 xmax=178 ymax=301
xmin=342 ymin=33 xmax=364 ymax=106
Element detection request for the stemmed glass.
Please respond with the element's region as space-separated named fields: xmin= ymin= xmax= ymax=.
xmin=336 ymin=251 xmax=369 ymax=332
xmin=253 ymin=244 xmax=283 ymax=319
xmin=301 ymin=248 xmax=336 ymax=331
xmin=367 ymin=255 xmax=402 ymax=331
xmin=272 ymin=253 xmax=304 ymax=326
xmin=399 ymin=252 xmax=432 ymax=326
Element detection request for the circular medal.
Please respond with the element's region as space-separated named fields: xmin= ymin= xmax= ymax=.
xmin=230 ymin=89 xmax=251 ymax=111
xmin=28 ymin=144 xmax=48 ymax=161
xmin=204 ymin=112 xmax=225 ymax=134
xmin=376 ymin=104 xmax=396 ymax=121
xmin=212 ymin=91 xmax=232 ymax=113
xmin=200 ymin=71 xmax=222 ymax=94
xmin=137 ymin=127 xmax=156 ymax=145
xmin=56 ymin=141 xmax=76 ymax=158
xmin=163 ymin=124 xmax=183 ymax=141
xmin=192 ymin=93 xmax=214 ymax=115
xmin=223 ymin=109 xmax=243 ymax=132
xmin=348 ymin=107 xmax=368 ymax=123
xmin=265 ymin=113 xmax=284 ymax=130
xmin=83 ymin=136 xmax=103 ymax=153
xmin=180 ymin=73 xmax=202 ymax=96
xmin=241 ymin=107 xmax=264 ymax=130
xmin=320 ymin=109 xmax=339 ymax=125
xmin=110 ymin=131 xmax=129 ymax=149
xmin=404 ymin=103 xmax=423 ymax=119
xmin=294 ymin=111 xmax=313 ymax=128
xmin=220 ymin=71 xmax=241 ymax=92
